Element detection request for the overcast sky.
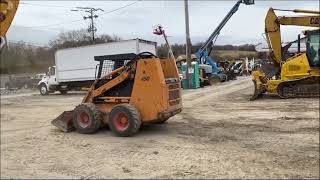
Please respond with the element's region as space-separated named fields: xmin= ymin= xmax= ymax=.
xmin=7 ymin=0 xmax=319 ymax=46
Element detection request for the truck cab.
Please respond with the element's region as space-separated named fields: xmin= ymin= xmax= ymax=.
xmin=37 ymin=66 xmax=59 ymax=95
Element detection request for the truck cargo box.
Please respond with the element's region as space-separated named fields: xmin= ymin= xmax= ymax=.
xmin=55 ymin=39 xmax=157 ymax=83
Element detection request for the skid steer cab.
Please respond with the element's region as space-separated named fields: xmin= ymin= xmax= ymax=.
xmin=52 ymin=52 xmax=182 ymax=137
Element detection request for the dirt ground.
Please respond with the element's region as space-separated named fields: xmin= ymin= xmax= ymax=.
xmin=1 ymin=77 xmax=319 ymax=179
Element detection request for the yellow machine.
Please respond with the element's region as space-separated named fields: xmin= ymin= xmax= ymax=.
xmin=0 ymin=0 xmax=19 ymax=49
xmin=52 ymin=52 xmax=182 ymax=137
xmin=251 ymin=8 xmax=320 ymax=100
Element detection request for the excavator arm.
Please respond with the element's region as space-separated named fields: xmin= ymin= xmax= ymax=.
xmin=0 ymin=0 xmax=19 ymax=49
xmin=265 ymin=8 xmax=320 ymax=64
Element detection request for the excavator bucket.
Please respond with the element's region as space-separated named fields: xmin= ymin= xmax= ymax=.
xmin=250 ymin=80 xmax=264 ymax=101
xmin=51 ymin=110 xmax=74 ymax=132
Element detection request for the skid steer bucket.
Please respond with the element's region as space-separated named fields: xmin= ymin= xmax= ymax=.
xmin=51 ymin=111 xmax=74 ymax=132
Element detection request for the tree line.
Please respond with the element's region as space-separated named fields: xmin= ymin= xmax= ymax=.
xmin=0 ymin=29 xmax=259 ymax=74
xmin=0 ymin=29 xmax=121 ymax=74
xmin=157 ymin=43 xmax=257 ymax=61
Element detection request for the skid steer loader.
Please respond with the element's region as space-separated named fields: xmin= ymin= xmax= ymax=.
xmin=52 ymin=52 xmax=182 ymax=137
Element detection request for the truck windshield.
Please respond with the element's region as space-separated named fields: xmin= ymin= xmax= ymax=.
xmin=306 ymin=33 xmax=320 ymax=67
xmin=48 ymin=67 xmax=55 ymax=76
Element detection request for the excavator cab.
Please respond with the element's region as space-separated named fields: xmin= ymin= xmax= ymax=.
xmin=305 ymin=30 xmax=320 ymax=67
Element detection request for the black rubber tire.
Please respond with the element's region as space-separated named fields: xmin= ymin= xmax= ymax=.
xmin=39 ymin=83 xmax=49 ymax=95
xmin=200 ymin=80 xmax=205 ymax=87
xmin=59 ymin=90 xmax=68 ymax=95
xmin=109 ymin=104 xmax=141 ymax=137
xmin=23 ymin=84 xmax=29 ymax=89
xmin=72 ymin=103 xmax=102 ymax=134
xmin=5 ymin=83 xmax=10 ymax=90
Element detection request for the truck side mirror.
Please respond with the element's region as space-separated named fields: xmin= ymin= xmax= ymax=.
xmin=243 ymin=0 xmax=254 ymax=5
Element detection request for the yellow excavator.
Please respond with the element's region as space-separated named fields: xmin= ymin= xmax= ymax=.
xmin=0 ymin=0 xmax=19 ymax=50
xmin=251 ymin=8 xmax=320 ymax=100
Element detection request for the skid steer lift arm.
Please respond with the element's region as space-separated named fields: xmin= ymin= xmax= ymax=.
xmin=82 ymin=53 xmax=140 ymax=103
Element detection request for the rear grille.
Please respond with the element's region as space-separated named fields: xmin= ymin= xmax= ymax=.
xmin=169 ymin=84 xmax=180 ymax=90
xmin=169 ymin=99 xmax=180 ymax=106
xmin=167 ymin=82 xmax=181 ymax=106
xmin=169 ymin=90 xmax=180 ymax=100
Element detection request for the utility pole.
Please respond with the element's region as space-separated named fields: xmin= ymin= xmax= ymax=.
xmin=71 ymin=7 xmax=104 ymax=43
xmin=184 ymin=0 xmax=193 ymax=88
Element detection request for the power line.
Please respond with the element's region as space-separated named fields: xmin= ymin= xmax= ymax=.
xmin=71 ymin=7 xmax=104 ymax=43
xmin=22 ymin=19 xmax=83 ymax=29
xmin=99 ymin=1 xmax=141 ymax=17
xmin=20 ymin=1 xmax=141 ymax=29
xmin=20 ymin=2 xmax=75 ymax=9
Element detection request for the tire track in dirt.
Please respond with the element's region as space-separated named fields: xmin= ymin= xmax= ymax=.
xmin=183 ymin=78 xmax=253 ymax=107
xmin=182 ymin=77 xmax=250 ymax=101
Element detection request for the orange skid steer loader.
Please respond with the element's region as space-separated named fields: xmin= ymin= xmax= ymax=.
xmin=52 ymin=52 xmax=182 ymax=137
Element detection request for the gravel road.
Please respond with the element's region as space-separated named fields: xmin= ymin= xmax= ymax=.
xmin=1 ymin=77 xmax=319 ymax=179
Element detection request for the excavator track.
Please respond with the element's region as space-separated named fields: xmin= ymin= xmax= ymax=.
xmin=277 ymin=77 xmax=320 ymax=98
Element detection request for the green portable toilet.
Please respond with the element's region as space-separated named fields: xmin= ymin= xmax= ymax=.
xmin=181 ymin=62 xmax=200 ymax=89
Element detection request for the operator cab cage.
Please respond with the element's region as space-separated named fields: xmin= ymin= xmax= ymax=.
xmin=94 ymin=52 xmax=156 ymax=78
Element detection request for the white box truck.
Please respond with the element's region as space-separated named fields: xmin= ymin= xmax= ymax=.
xmin=38 ymin=39 xmax=157 ymax=95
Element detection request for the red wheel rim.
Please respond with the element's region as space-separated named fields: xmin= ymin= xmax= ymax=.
xmin=78 ymin=112 xmax=89 ymax=128
xmin=114 ymin=112 xmax=129 ymax=131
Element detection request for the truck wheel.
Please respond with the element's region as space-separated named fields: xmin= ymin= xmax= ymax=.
xmin=109 ymin=104 xmax=141 ymax=137
xmin=59 ymin=90 xmax=68 ymax=95
xmin=24 ymin=84 xmax=29 ymax=89
xmin=39 ymin=84 xmax=49 ymax=95
xmin=5 ymin=83 xmax=10 ymax=90
xmin=72 ymin=103 xmax=102 ymax=134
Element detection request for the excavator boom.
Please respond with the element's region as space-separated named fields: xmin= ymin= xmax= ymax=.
xmin=265 ymin=8 xmax=320 ymax=63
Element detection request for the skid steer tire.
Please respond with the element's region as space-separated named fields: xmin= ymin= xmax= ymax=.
xmin=109 ymin=104 xmax=141 ymax=137
xmin=72 ymin=103 xmax=102 ymax=134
